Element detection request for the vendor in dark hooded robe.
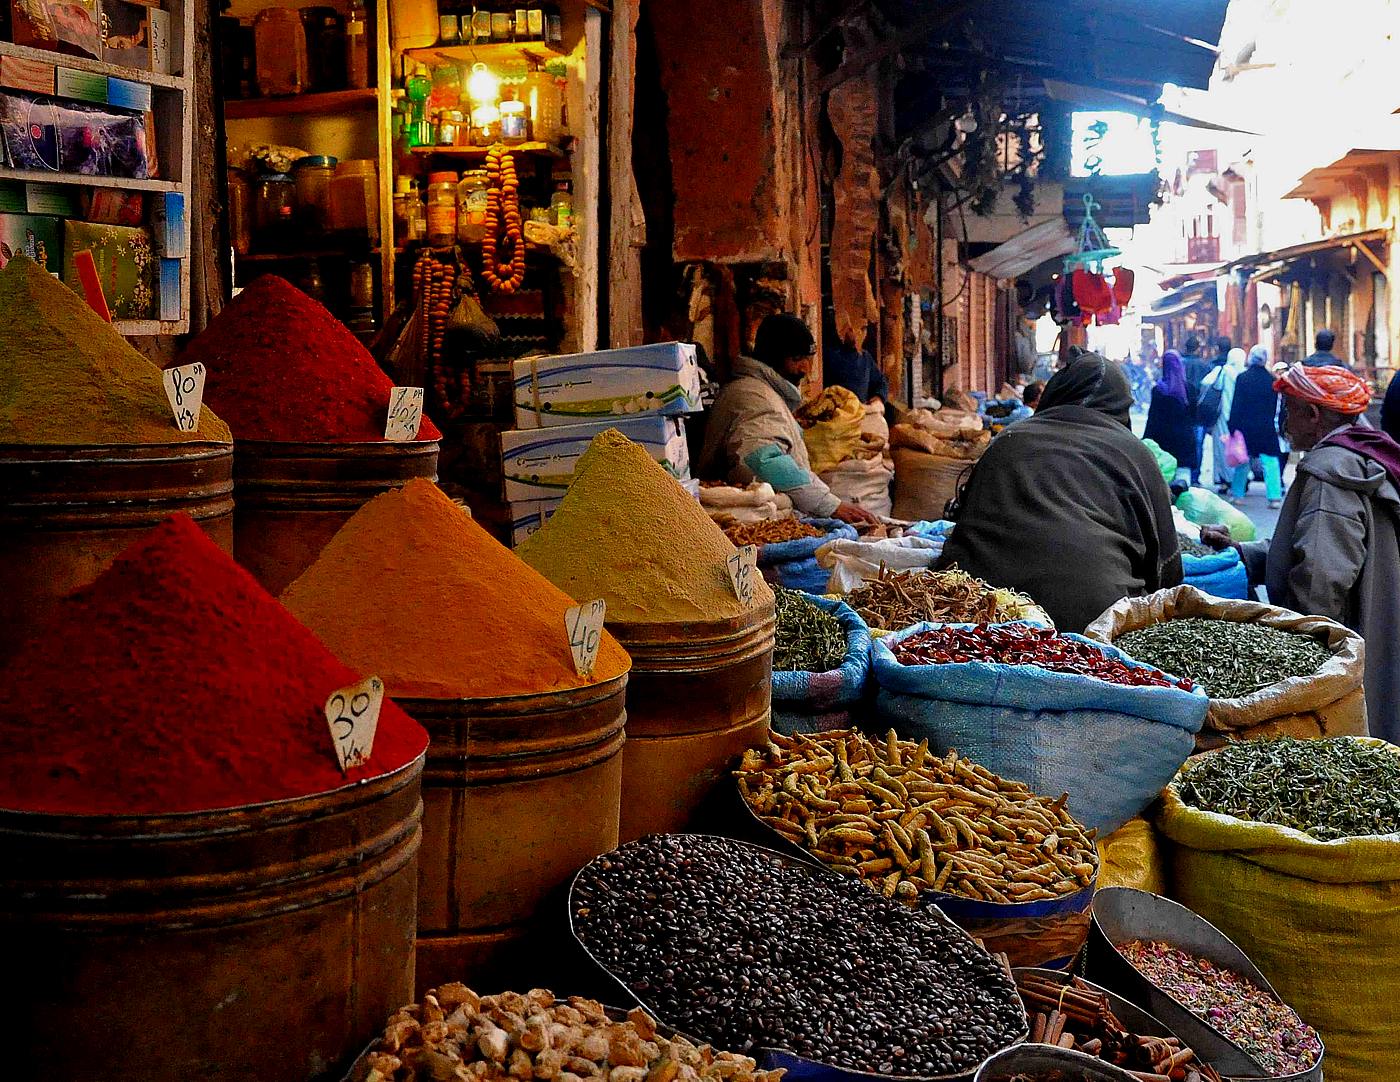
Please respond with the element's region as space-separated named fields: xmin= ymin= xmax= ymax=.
xmin=935 ymin=352 xmax=1183 ymax=632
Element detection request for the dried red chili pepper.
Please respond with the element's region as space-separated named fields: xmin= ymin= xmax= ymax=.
xmin=891 ymin=624 xmax=1192 ymax=691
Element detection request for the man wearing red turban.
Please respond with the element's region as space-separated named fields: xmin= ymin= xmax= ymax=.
xmin=1205 ymin=364 xmax=1400 ymax=740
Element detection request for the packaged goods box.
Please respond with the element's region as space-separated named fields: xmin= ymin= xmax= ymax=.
xmin=500 ymin=414 xmax=690 ymax=501
xmin=509 ymin=498 xmax=562 ymax=547
xmin=513 ymin=341 xmax=704 ymax=429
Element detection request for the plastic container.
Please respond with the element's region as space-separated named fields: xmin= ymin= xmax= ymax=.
xmin=253 ymin=172 xmax=296 ymax=246
xmin=457 ymin=168 xmax=489 ymax=243
xmin=525 ymin=64 xmax=566 ymax=143
xmin=610 ymin=606 xmax=775 ymax=842
xmin=232 ymin=438 xmax=440 ymax=595
xmin=0 ymin=442 xmax=234 ymax=658
xmin=425 ymin=170 xmax=458 ymax=248
xmin=549 ymin=182 xmax=573 ymax=229
xmin=404 ymin=671 xmax=628 ymax=993
xmin=3 ymin=755 xmax=424 ymax=1082
xmin=500 ymin=89 xmax=527 ymax=143
xmin=253 ymin=7 xmax=308 ymax=96
xmin=293 ymin=155 xmax=337 ymax=235
xmin=328 ymin=159 xmax=379 ymax=240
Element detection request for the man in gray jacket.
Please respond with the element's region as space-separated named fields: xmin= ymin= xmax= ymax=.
xmin=698 ymin=313 xmax=879 ymax=525
xmin=1204 ymin=364 xmax=1400 ymax=740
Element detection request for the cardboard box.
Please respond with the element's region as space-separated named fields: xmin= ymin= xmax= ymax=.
xmin=157 ymin=255 xmax=178 ymax=319
xmin=512 ymin=341 xmax=704 ymax=429
xmin=80 ymin=186 xmax=143 ymax=224
xmin=56 ymin=66 xmax=107 ymax=103
xmin=27 ymin=181 xmax=78 ymax=215
xmin=0 ymin=54 xmax=55 ymax=95
xmin=0 ymin=212 xmax=61 ymax=271
xmin=149 ymin=190 xmax=183 ymax=255
xmin=509 ymin=497 xmax=562 ymax=547
xmin=500 ymin=414 xmax=690 ymax=501
xmin=106 ymin=75 xmax=150 ymax=111
xmin=62 ymin=219 xmax=154 ymax=319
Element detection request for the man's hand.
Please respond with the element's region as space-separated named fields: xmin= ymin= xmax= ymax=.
xmin=834 ymin=501 xmax=880 ymax=525
xmin=1199 ymin=525 xmax=1234 ymax=551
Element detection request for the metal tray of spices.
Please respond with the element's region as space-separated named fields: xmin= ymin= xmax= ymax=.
xmin=973 ymin=1044 xmax=1138 ymax=1082
xmin=1084 ymin=887 xmax=1323 ymax=1082
xmin=566 ymin=833 xmax=1030 ymax=1082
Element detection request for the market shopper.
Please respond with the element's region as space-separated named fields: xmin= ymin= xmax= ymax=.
xmin=1203 ymin=364 xmax=1400 ymax=740
xmin=1227 ymin=345 xmax=1285 ymax=508
xmin=1181 ymin=336 xmax=1210 ymax=484
xmin=698 ymin=313 xmax=879 ymax=525
xmin=1303 ymin=328 xmax=1350 ymax=370
xmin=1200 ymin=346 xmax=1246 ymax=493
xmin=935 ymin=352 xmax=1182 ymax=633
xmin=1142 ymin=350 xmax=1198 ymax=484
xmin=823 ymin=328 xmax=889 ymax=406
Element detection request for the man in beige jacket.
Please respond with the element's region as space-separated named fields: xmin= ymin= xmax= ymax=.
xmin=698 ymin=313 xmax=878 ymax=525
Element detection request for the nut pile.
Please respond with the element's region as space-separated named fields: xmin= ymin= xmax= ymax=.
xmin=723 ymin=517 xmax=824 ymax=547
xmin=355 ymin=985 xmax=785 ymax=1082
xmin=571 ymin=834 xmax=1026 ymax=1078
xmin=847 ymin=567 xmax=1042 ymax=631
xmin=737 ymin=730 xmax=1097 ymax=905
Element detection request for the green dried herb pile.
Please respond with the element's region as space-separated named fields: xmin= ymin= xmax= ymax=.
xmin=774 ymin=587 xmax=848 ymax=673
xmin=1177 ymin=534 xmax=1215 ymax=557
xmin=1178 ymin=737 xmax=1400 ymax=841
xmin=1114 ymin=617 xmax=1329 ymax=699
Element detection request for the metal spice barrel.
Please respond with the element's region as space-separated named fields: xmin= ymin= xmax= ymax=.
xmin=611 ymin=604 xmax=775 ymax=842
xmin=0 ymin=441 xmax=234 ymax=655
xmin=403 ymin=673 xmax=628 ymax=994
xmin=0 ymin=756 xmax=424 ymax=1082
xmin=234 ymin=438 xmax=440 ymax=594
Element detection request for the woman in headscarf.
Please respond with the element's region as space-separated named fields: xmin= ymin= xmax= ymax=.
xmin=1200 ymin=347 xmax=1248 ymax=492
xmin=1227 ymin=344 xmax=1285 ymax=508
xmin=1142 ymin=349 xmax=1198 ymax=484
xmin=935 ymin=352 xmax=1182 ymax=632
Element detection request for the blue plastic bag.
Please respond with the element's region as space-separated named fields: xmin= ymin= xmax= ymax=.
xmin=871 ymin=622 xmax=1208 ymax=834
xmin=759 ymin=518 xmax=857 ymax=592
xmin=1183 ymin=548 xmax=1249 ymax=600
xmin=771 ymin=594 xmax=872 ymax=735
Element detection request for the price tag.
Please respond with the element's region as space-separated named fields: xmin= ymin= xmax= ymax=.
xmin=385 ymin=386 xmax=425 ymax=442
xmin=727 ymin=544 xmax=759 ymax=607
xmin=163 ymin=361 xmax=206 ymax=432
xmin=566 ymin=599 xmax=607 ymax=678
xmin=324 ymin=675 xmax=384 ymax=773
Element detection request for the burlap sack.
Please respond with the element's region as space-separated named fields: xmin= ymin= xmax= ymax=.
xmin=1085 ymin=585 xmax=1366 ymax=748
xmin=891 ymin=447 xmax=975 ymax=523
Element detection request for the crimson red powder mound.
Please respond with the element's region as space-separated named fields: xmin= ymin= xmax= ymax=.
xmin=173 ymin=274 xmax=442 ymax=443
xmin=0 ymin=514 xmax=428 ymax=815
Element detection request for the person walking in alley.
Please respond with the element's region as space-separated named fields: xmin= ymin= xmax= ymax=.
xmin=698 ymin=313 xmax=879 ymax=525
xmin=1143 ymin=349 xmax=1198 ymax=485
xmin=1199 ymin=345 xmax=1246 ymax=493
xmin=1227 ymin=345 xmax=1285 ymax=508
xmin=1180 ymin=335 xmax=1210 ymax=484
xmin=1203 ymin=364 xmax=1400 ymax=741
xmin=1303 ymin=328 xmax=1350 ymax=369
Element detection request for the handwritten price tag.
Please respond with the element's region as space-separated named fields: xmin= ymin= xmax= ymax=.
xmin=164 ymin=361 xmax=206 ymax=432
xmin=324 ymin=675 xmax=384 ymax=773
xmin=566 ymin=599 xmax=607 ymax=678
xmin=385 ymin=386 xmax=425 ymax=442
xmin=727 ymin=544 xmax=759 ymax=607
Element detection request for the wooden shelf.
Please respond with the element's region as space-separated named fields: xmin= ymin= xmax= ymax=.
xmin=0 ymin=167 xmax=180 ymax=191
xmin=409 ymin=142 xmax=563 ymax=159
xmin=224 ymin=88 xmax=378 ymax=120
xmin=0 ymin=40 xmax=185 ymax=89
xmin=402 ymin=40 xmax=565 ymax=66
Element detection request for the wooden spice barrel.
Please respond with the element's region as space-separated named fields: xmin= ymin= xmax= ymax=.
xmin=0 ymin=755 xmax=424 ymax=1082
xmin=233 ymin=438 xmax=440 ymax=594
xmin=611 ymin=604 xmax=776 ymax=842
xmin=0 ymin=442 xmax=234 ymax=655
xmin=404 ymin=673 xmax=628 ymax=994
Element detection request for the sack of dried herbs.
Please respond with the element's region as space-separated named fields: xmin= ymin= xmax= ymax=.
xmin=1084 ymin=585 xmax=1365 ymax=749
xmin=1157 ymin=737 xmax=1400 ymax=1082
xmin=770 ymin=590 xmax=872 ymax=736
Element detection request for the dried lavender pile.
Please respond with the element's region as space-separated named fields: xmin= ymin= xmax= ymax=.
xmin=571 ymin=834 xmax=1026 ymax=1077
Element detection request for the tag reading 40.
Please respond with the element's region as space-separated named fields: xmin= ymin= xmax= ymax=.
xmin=565 ymin=599 xmax=607 ymax=678
xmin=164 ymin=361 xmax=206 ymax=432
xmin=385 ymin=386 xmax=425 ymax=442
xmin=324 ymin=675 xmax=384 ymax=773
xmin=727 ymin=544 xmax=759 ymax=607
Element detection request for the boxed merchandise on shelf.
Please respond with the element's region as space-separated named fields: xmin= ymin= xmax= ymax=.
xmin=509 ymin=497 xmax=562 ymax=546
xmin=500 ymin=413 xmax=690 ymax=501
xmin=0 ymin=211 xmax=60 ymax=269
xmin=0 ymin=53 xmax=55 ymax=94
xmin=61 ymin=218 xmax=154 ymax=318
xmin=512 ymin=341 xmax=705 ymax=429
xmin=0 ymin=89 xmax=151 ymax=177
xmin=149 ymin=190 xmax=182 ymax=255
xmin=8 ymin=0 xmax=103 ymax=59
xmin=156 ymin=255 xmax=177 ymax=318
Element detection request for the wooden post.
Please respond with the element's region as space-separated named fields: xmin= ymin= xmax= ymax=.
xmin=606 ymin=0 xmax=643 ymax=347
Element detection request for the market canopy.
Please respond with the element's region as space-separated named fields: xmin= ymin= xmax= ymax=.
xmin=967 ymin=218 xmax=1078 ymax=279
xmin=1227 ymin=228 xmax=1390 ymax=282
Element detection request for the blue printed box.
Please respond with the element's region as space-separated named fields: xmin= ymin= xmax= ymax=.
xmin=500 ymin=413 xmax=690 ymax=501
xmin=512 ymin=341 xmax=704 ymax=429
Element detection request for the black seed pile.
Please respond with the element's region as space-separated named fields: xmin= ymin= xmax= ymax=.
xmin=571 ymin=834 xmax=1027 ymax=1078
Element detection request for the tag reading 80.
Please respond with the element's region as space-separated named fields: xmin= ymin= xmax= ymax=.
xmin=324 ymin=675 xmax=385 ymax=773
xmin=727 ymin=544 xmax=759 ymax=607
xmin=164 ymin=361 xmax=206 ymax=432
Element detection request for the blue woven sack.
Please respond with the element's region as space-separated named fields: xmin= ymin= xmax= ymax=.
xmin=871 ymin=622 xmax=1208 ymax=834
xmin=771 ymin=594 xmax=871 ymax=735
xmin=1183 ymin=547 xmax=1250 ymax=599
xmin=759 ymin=518 xmax=857 ymax=592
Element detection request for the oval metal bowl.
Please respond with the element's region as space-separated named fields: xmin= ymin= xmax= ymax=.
xmin=973 ymin=1043 xmax=1138 ymax=1081
xmin=568 ymin=833 xmax=1029 ymax=1082
xmin=1084 ymin=887 xmax=1323 ymax=1082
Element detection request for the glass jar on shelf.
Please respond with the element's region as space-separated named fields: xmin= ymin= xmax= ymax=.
xmin=328 ymin=159 xmax=380 ymax=241
xmin=457 ymin=168 xmax=489 ymax=244
xmin=253 ymin=8 xmax=308 ymax=96
xmin=345 ymin=0 xmax=369 ymax=89
xmin=426 ymin=170 xmax=459 ymax=247
xmin=227 ymin=166 xmax=252 ymax=255
xmin=300 ymin=6 xmax=346 ymax=92
xmin=292 ymin=155 xmax=337 ymax=235
xmin=499 ymin=89 xmax=527 ymax=144
xmin=252 ymin=172 xmax=296 ymax=248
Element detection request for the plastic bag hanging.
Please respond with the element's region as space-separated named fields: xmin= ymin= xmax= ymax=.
xmin=1112 ymin=266 xmax=1135 ymax=305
